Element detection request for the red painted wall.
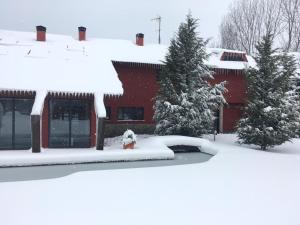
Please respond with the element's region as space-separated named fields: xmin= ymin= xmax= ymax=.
xmin=223 ymin=106 xmax=244 ymax=132
xmin=210 ymin=70 xmax=246 ymax=132
xmin=210 ymin=70 xmax=247 ymax=104
xmin=105 ymin=65 xmax=246 ymax=132
xmin=104 ymin=63 xmax=158 ymax=124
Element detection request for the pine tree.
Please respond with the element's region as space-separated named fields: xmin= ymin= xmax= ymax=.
xmin=153 ymin=13 xmax=226 ymax=137
xmin=237 ymin=34 xmax=300 ymax=150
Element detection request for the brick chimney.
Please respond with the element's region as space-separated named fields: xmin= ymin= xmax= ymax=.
xmin=136 ymin=33 xmax=144 ymax=46
xmin=36 ymin=25 xmax=46 ymax=42
xmin=78 ymin=26 xmax=86 ymax=41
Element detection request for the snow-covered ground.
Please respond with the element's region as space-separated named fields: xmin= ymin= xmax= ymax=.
xmin=0 ymin=134 xmax=300 ymax=225
xmin=205 ymin=133 xmax=300 ymax=154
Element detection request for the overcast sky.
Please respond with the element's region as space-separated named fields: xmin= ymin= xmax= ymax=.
xmin=0 ymin=0 xmax=233 ymax=45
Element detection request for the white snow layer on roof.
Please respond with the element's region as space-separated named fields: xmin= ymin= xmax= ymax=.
xmin=207 ymin=48 xmax=255 ymax=70
xmin=0 ymin=29 xmax=256 ymax=95
xmin=0 ymin=30 xmax=123 ymax=95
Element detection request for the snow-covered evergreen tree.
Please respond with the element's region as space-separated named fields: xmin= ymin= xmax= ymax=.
xmin=237 ymin=34 xmax=300 ymax=150
xmin=154 ymin=13 xmax=226 ymax=137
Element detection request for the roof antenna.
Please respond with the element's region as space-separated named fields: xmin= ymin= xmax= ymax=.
xmin=151 ymin=15 xmax=162 ymax=44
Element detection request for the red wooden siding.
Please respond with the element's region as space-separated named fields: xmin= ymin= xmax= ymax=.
xmin=211 ymin=69 xmax=247 ymax=104
xmin=223 ymin=105 xmax=244 ymax=132
xmin=105 ymin=66 xmax=247 ymax=133
xmin=104 ymin=63 xmax=159 ymax=124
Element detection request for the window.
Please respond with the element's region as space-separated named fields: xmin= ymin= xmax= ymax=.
xmin=105 ymin=107 xmax=111 ymax=120
xmin=0 ymin=98 xmax=34 ymax=150
xmin=222 ymin=52 xmax=247 ymax=62
xmin=117 ymin=107 xmax=144 ymax=120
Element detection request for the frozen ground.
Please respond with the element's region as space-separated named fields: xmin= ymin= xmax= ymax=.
xmin=0 ymin=134 xmax=300 ymax=225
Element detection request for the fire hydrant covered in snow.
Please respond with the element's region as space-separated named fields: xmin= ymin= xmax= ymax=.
xmin=122 ymin=129 xmax=137 ymax=150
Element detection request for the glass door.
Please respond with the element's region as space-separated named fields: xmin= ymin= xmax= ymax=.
xmin=0 ymin=99 xmax=13 ymax=149
xmin=49 ymin=99 xmax=91 ymax=148
xmin=70 ymin=100 xmax=90 ymax=148
xmin=49 ymin=99 xmax=70 ymax=148
xmin=0 ymin=98 xmax=34 ymax=150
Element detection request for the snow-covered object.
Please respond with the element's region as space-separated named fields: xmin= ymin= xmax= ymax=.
xmin=154 ymin=15 xmax=227 ymax=137
xmin=94 ymin=92 xmax=106 ymax=118
xmin=0 ymin=30 xmax=255 ymax=88
xmin=30 ymin=90 xmax=47 ymax=115
xmin=122 ymin=129 xmax=137 ymax=145
xmin=207 ymin=48 xmax=256 ymax=70
xmin=289 ymin=52 xmax=300 ymax=74
xmin=237 ymin=36 xmax=300 ymax=150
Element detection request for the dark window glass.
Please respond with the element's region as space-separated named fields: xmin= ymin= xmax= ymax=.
xmin=49 ymin=99 xmax=91 ymax=148
xmin=49 ymin=100 xmax=70 ymax=148
xmin=71 ymin=100 xmax=90 ymax=148
xmin=14 ymin=99 xmax=34 ymax=149
xmin=0 ymin=99 xmax=13 ymax=149
xmin=117 ymin=107 xmax=144 ymax=120
xmin=0 ymin=98 xmax=34 ymax=150
xmin=222 ymin=53 xmax=246 ymax=62
xmin=105 ymin=107 xmax=111 ymax=120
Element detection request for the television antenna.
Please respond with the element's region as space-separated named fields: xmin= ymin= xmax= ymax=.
xmin=151 ymin=15 xmax=162 ymax=44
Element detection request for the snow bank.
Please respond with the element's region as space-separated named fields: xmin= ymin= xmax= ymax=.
xmin=0 ymin=135 xmax=220 ymax=167
xmin=0 ymin=147 xmax=174 ymax=167
xmin=205 ymin=133 xmax=300 ymax=155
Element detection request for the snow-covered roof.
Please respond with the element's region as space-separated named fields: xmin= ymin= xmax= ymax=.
xmin=0 ymin=30 xmax=123 ymax=95
xmin=0 ymin=29 xmax=256 ymax=96
xmin=207 ymin=48 xmax=255 ymax=70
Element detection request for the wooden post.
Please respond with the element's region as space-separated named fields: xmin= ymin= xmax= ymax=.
xmin=219 ymin=105 xmax=224 ymax=133
xmin=96 ymin=117 xmax=105 ymax=150
xmin=31 ymin=115 xmax=41 ymax=153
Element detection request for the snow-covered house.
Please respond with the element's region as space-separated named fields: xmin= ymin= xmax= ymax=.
xmin=0 ymin=26 xmax=254 ymax=152
xmin=104 ymin=47 xmax=255 ymax=136
xmin=0 ymin=27 xmax=124 ymax=152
